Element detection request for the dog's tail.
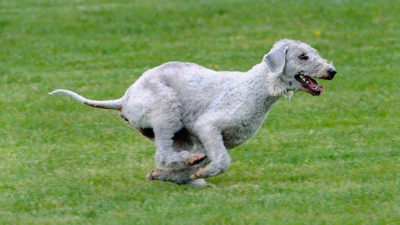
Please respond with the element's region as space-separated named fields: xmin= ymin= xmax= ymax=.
xmin=49 ymin=89 xmax=123 ymax=110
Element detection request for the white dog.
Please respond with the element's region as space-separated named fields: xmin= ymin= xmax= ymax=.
xmin=50 ymin=39 xmax=336 ymax=186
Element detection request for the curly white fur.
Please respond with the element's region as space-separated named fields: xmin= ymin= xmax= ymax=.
xmin=50 ymin=39 xmax=336 ymax=186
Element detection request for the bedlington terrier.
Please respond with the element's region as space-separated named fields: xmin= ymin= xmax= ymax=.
xmin=50 ymin=39 xmax=336 ymax=186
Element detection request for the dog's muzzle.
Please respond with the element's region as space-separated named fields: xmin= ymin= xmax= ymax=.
xmin=326 ymin=68 xmax=337 ymax=80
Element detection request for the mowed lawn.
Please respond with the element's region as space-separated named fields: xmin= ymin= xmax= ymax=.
xmin=1 ymin=0 xmax=399 ymax=224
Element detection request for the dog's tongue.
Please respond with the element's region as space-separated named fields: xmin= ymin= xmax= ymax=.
xmin=306 ymin=77 xmax=324 ymax=93
xmin=310 ymin=82 xmax=324 ymax=93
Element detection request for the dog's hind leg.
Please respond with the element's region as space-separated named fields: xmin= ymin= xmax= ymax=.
xmin=149 ymin=81 xmax=205 ymax=170
xmin=153 ymin=127 xmax=206 ymax=170
xmin=146 ymin=168 xmax=193 ymax=184
xmin=147 ymin=168 xmax=212 ymax=187
xmin=146 ymin=142 xmax=210 ymax=185
xmin=172 ymin=128 xmax=207 ymax=166
xmin=146 ymin=160 xmax=212 ymax=187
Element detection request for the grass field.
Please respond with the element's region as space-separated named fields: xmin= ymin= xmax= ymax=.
xmin=1 ymin=0 xmax=400 ymax=224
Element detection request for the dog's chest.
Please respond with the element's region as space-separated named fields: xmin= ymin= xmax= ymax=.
xmin=221 ymin=96 xmax=279 ymax=149
xmin=222 ymin=120 xmax=264 ymax=149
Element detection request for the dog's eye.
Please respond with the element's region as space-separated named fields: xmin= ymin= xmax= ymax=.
xmin=298 ymin=54 xmax=309 ymax=60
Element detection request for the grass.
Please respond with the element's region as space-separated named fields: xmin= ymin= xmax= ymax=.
xmin=1 ymin=0 xmax=399 ymax=224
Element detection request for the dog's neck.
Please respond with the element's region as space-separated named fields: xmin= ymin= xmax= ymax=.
xmin=246 ymin=62 xmax=287 ymax=97
xmin=230 ymin=62 xmax=284 ymax=118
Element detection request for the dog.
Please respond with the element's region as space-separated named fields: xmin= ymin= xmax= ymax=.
xmin=50 ymin=39 xmax=336 ymax=186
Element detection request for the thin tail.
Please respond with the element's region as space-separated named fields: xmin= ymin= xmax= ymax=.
xmin=49 ymin=89 xmax=122 ymax=110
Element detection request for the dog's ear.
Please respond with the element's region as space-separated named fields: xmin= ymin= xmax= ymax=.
xmin=263 ymin=45 xmax=288 ymax=74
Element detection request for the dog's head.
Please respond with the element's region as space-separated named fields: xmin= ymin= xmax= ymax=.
xmin=263 ymin=39 xmax=336 ymax=96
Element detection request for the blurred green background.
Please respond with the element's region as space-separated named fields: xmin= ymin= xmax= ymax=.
xmin=0 ymin=0 xmax=399 ymax=224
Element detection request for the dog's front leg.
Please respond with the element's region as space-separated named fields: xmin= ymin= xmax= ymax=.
xmin=154 ymin=137 xmax=206 ymax=170
xmin=191 ymin=125 xmax=231 ymax=179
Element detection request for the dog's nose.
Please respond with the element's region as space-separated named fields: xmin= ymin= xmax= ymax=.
xmin=327 ymin=68 xmax=336 ymax=79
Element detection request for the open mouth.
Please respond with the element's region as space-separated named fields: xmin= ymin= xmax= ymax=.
xmin=295 ymin=74 xmax=324 ymax=96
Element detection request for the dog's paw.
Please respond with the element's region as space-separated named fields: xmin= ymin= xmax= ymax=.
xmin=146 ymin=169 xmax=163 ymax=180
xmin=191 ymin=167 xmax=205 ymax=179
xmin=185 ymin=153 xmax=207 ymax=166
xmin=189 ymin=179 xmax=215 ymax=188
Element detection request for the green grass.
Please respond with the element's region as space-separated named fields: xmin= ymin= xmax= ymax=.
xmin=1 ymin=0 xmax=399 ymax=224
